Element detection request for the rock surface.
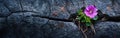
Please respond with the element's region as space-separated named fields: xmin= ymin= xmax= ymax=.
xmin=0 ymin=0 xmax=120 ymax=38
xmin=94 ymin=22 xmax=120 ymax=38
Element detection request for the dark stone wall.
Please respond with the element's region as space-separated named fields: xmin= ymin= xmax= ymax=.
xmin=0 ymin=0 xmax=120 ymax=38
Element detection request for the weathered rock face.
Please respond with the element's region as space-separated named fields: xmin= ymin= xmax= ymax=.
xmin=0 ymin=0 xmax=120 ymax=38
xmin=94 ymin=22 xmax=120 ymax=38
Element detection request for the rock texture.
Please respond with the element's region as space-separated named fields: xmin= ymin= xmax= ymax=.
xmin=0 ymin=0 xmax=120 ymax=38
xmin=94 ymin=22 xmax=120 ymax=38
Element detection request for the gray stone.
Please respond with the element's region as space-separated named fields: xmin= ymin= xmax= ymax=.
xmin=3 ymin=0 xmax=22 ymax=12
xmin=94 ymin=22 xmax=120 ymax=38
xmin=7 ymin=12 xmax=48 ymax=27
xmin=112 ymin=0 xmax=120 ymax=16
xmin=21 ymin=0 xmax=50 ymax=17
xmin=0 ymin=3 xmax=11 ymax=17
xmin=49 ymin=0 xmax=70 ymax=19
xmin=66 ymin=0 xmax=84 ymax=14
xmin=6 ymin=12 xmax=83 ymax=38
xmin=7 ymin=12 xmax=49 ymax=38
xmin=0 ymin=0 xmax=120 ymax=38
xmin=42 ymin=20 xmax=83 ymax=38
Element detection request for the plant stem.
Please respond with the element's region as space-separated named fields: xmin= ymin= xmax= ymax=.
xmin=78 ymin=21 xmax=87 ymax=38
xmin=90 ymin=24 xmax=96 ymax=34
xmin=83 ymin=26 xmax=88 ymax=32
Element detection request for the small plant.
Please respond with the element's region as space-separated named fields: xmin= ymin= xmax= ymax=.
xmin=77 ymin=5 xmax=98 ymax=26
xmin=76 ymin=5 xmax=98 ymax=38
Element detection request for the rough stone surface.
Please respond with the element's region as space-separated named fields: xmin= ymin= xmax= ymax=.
xmin=0 ymin=0 xmax=120 ymax=38
xmin=94 ymin=22 xmax=120 ymax=38
xmin=43 ymin=20 xmax=83 ymax=38
xmin=2 ymin=0 xmax=22 ymax=12
xmin=0 ymin=3 xmax=11 ymax=17
xmin=6 ymin=12 xmax=83 ymax=38
xmin=21 ymin=0 xmax=50 ymax=17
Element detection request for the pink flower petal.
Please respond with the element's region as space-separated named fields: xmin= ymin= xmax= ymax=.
xmin=84 ymin=5 xmax=98 ymax=18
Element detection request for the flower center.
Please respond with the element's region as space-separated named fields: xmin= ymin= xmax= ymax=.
xmin=89 ymin=10 xmax=93 ymax=13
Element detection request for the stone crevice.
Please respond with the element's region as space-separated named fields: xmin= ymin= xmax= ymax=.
xmin=6 ymin=10 xmax=120 ymax=23
xmin=32 ymin=15 xmax=73 ymax=22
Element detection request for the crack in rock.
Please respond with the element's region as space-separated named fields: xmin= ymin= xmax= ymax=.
xmin=32 ymin=15 xmax=73 ymax=22
xmin=8 ymin=10 xmax=120 ymax=22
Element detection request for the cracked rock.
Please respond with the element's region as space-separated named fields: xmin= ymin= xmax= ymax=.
xmin=42 ymin=20 xmax=83 ymax=38
xmin=0 ymin=0 xmax=120 ymax=38
xmin=7 ymin=12 xmax=83 ymax=38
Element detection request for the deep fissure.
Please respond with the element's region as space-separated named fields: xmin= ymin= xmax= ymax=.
xmin=32 ymin=15 xmax=73 ymax=22
xmin=9 ymin=11 xmax=120 ymax=22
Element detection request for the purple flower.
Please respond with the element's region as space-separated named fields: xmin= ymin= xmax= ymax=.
xmin=84 ymin=5 xmax=98 ymax=18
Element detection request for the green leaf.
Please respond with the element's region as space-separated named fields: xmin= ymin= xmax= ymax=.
xmin=77 ymin=17 xmax=82 ymax=21
xmin=81 ymin=19 xmax=86 ymax=22
xmin=86 ymin=17 xmax=91 ymax=22
xmin=78 ymin=15 xmax=84 ymax=20
xmin=93 ymin=16 xmax=98 ymax=20
xmin=86 ymin=22 xmax=91 ymax=26
xmin=77 ymin=9 xmax=83 ymax=15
